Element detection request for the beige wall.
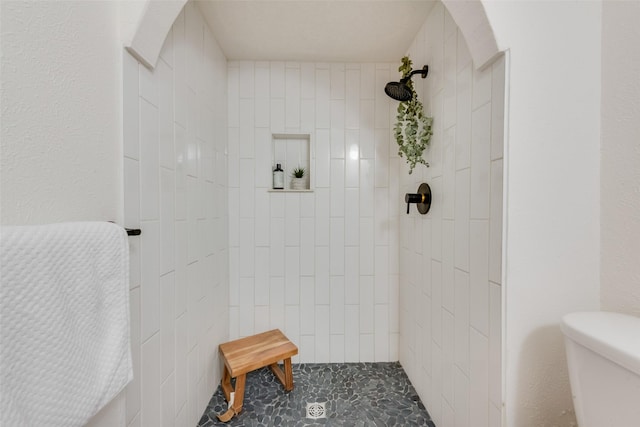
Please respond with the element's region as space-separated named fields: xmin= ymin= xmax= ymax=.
xmin=600 ymin=0 xmax=640 ymax=316
xmin=484 ymin=1 xmax=602 ymax=425
xmin=0 ymin=1 xmax=122 ymax=225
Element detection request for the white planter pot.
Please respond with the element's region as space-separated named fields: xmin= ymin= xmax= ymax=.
xmin=291 ymin=177 xmax=306 ymax=190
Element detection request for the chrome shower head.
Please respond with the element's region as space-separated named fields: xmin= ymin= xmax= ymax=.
xmin=384 ymin=65 xmax=429 ymax=101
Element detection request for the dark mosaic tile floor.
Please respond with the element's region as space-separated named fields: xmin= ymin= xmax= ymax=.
xmin=198 ymin=362 xmax=436 ymax=427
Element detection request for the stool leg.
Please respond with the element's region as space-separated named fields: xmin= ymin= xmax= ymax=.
xmin=232 ymin=374 xmax=246 ymax=414
xmin=218 ymin=365 xmax=239 ymax=422
xmin=217 ymin=373 xmax=246 ymax=422
xmin=284 ymin=358 xmax=294 ymax=391
xmin=221 ymin=365 xmax=232 ymax=402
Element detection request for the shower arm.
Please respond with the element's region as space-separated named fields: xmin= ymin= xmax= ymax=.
xmin=400 ymin=65 xmax=429 ymax=83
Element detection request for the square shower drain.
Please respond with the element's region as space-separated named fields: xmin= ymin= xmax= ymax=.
xmin=305 ymin=402 xmax=327 ymax=419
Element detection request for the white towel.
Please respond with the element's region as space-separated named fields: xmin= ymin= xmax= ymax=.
xmin=0 ymin=222 xmax=132 ymax=427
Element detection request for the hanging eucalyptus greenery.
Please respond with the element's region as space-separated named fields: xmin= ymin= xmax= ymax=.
xmin=393 ymin=56 xmax=433 ymax=174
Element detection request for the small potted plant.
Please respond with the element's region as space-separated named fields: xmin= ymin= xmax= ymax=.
xmin=290 ymin=166 xmax=306 ymax=190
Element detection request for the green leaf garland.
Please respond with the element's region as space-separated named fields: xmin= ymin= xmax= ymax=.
xmin=393 ymin=56 xmax=433 ymax=174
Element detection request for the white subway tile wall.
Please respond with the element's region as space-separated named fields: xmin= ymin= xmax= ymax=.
xmin=398 ymin=3 xmax=504 ymax=427
xmin=227 ymin=60 xmax=400 ymax=363
xmin=122 ymin=4 xmax=229 ymax=427
xmin=121 ymin=3 xmax=504 ymax=426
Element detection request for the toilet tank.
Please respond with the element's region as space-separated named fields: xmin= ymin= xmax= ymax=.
xmin=561 ymin=312 xmax=640 ymax=427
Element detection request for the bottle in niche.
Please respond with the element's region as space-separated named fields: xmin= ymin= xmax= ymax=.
xmin=273 ymin=163 xmax=284 ymax=189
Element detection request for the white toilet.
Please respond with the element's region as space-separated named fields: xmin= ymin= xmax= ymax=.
xmin=561 ymin=311 xmax=640 ymax=427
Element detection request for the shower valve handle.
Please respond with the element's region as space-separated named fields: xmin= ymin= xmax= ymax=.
xmin=405 ymin=193 xmax=425 ymax=214
xmin=404 ymin=183 xmax=432 ymax=215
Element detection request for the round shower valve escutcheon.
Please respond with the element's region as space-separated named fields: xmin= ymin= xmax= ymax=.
xmin=405 ymin=183 xmax=432 ymax=215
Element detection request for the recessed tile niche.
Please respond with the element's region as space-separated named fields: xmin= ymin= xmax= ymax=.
xmin=270 ymin=133 xmax=313 ymax=192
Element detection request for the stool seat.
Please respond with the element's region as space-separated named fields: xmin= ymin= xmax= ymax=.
xmin=220 ymin=329 xmax=298 ymax=378
xmin=217 ymin=329 xmax=298 ymax=422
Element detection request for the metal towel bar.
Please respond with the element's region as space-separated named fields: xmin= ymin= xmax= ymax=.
xmin=107 ymin=221 xmax=141 ymax=236
xmin=126 ymin=228 xmax=141 ymax=236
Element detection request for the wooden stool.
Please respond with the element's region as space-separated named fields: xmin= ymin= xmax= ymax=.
xmin=217 ymin=329 xmax=298 ymax=422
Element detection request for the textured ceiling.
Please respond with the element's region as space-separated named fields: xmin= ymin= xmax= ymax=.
xmin=196 ymin=0 xmax=435 ymax=62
